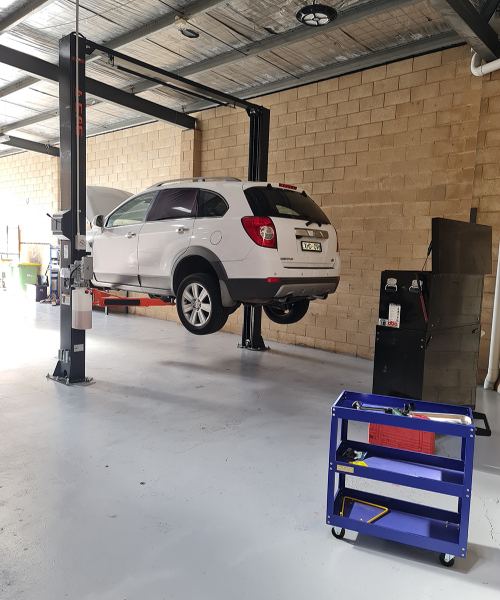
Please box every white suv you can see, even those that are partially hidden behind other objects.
[88,178,341,335]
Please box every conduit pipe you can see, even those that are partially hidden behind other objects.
[484,239,500,391]
[471,51,500,76]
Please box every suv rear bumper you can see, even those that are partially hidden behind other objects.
[226,277,340,303]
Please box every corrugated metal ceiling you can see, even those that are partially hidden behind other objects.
[0,0,477,153]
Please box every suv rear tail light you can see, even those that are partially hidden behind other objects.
[241,217,277,249]
[333,226,339,252]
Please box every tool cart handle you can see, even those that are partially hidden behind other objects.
[473,411,492,437]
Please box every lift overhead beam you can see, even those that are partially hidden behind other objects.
[87,40,256,111]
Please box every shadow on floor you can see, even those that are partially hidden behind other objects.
[339,531,500,585]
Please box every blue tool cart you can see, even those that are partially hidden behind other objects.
[327,391,490,567]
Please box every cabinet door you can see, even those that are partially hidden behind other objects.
[372,326,426,401]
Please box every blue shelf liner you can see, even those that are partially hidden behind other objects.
[337,451,463,484]
[333,489,460,545]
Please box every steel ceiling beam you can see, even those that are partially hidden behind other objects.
[428,0,500,61]
[1,135,59,156]
[0,116,159,159]
[0,77,40,98]
[85,116,156,138]
[0,43,196,128]
[183,31,463,112]
[0,109,59,134]
[0,0,56,34]
[480,0,500,21]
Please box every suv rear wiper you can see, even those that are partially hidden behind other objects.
[305,220,322,227]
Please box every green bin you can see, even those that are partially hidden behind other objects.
[10,263,41,295]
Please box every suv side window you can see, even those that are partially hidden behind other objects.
[147,188,197,221]
[197,189,229,218]
[106,192,156,227]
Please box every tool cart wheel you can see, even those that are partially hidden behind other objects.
[331,527,345,539]
[439,553,455,567]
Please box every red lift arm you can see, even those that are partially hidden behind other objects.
[91,289,174,308]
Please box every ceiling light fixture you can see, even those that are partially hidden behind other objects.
[0,134,11,144]
[175,16,199,39]
[296,1,337,27]
[180,28,199,39]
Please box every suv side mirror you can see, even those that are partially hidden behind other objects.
[92,215,104,228]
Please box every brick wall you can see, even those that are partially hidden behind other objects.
[196,45,495,380]
[0,152,59,275]
[1,45,499,380]
[86,121,181,193]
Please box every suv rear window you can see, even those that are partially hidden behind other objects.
[244,186,330,224]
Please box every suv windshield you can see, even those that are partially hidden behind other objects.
[244,186,330,224]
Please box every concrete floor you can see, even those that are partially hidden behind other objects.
[1,295,499,600]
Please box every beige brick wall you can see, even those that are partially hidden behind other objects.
[86,121,181,193]
[0,152,59,274]
[196,46,494,378]
[1,45,499,381]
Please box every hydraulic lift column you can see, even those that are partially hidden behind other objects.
[52,33,88,383]
[239,105,270,351]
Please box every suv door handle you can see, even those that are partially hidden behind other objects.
[176,227,190,234]
[125,232,137,238]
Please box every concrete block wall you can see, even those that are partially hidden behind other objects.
[0,152,59,275]
[195,45,496,380]
[86,121,181,194]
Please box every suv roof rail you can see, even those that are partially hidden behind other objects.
[147,177,241,189]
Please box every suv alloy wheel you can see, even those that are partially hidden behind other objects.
[176,273,230,335]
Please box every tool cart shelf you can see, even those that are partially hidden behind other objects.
[327,391,481,567]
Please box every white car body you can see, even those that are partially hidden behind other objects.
[87,179,340,308]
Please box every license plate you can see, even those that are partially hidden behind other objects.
[301,241,322,252]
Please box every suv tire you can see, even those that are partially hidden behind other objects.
[263,299,310,325]
[177,273,229,335]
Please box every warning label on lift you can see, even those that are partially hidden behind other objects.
[388,303,401,328]
[378,303,401,328]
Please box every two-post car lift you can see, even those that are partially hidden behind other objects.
[44,32,271,383]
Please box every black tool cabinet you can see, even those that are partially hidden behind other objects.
[372,218,492,408]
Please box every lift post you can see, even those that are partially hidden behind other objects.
[239,105,271,351]
[51,33,89,383]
